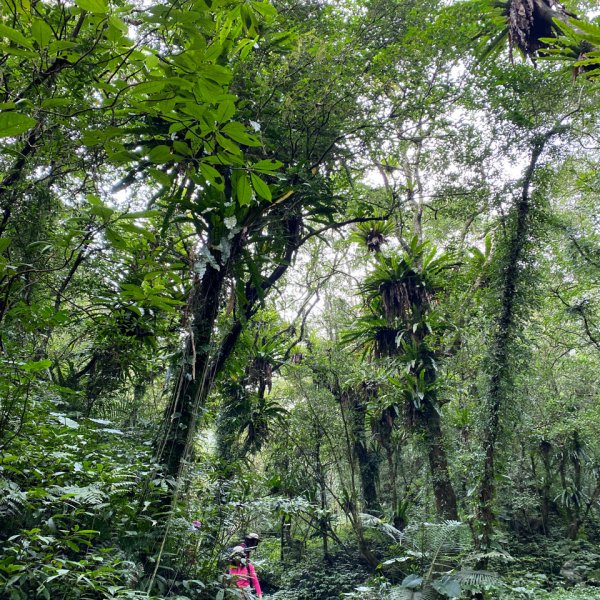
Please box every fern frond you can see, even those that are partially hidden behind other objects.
[469,549,515,563]
[388,587,420,600]
[360,512,404,542]
[50,484,107,505]
[0,478,26,517]
[455,569,499,587]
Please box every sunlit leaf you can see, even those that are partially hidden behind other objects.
[0,112,36,137]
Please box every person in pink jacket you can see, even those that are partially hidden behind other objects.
[227,546,262,599]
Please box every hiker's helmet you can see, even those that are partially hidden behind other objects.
[244,532,260,550]
[230,546,246,561]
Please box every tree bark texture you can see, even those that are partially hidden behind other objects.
[419,397,459,521]
[345,390,382,515]
[157,263,226,478]
[416,356,459,521]
[156,211,302,482]
[314,435,330,560]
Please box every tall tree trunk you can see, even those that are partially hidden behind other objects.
[314,435,330,561]
[411,348,458,521]
[476,126,565,551]
[156,212,302,483]
[567,430,583,539]
[157,262,226,479]
[419,397,459,520]
[346,391,382,515]
[539,439,553,534]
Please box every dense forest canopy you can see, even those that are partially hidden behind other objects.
[1,0,600,598]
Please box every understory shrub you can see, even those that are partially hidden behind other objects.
[266,551,370,600]
[0,393,171,598]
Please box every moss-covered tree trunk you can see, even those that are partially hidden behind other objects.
[476,127,564,551]
[346,390,382,515]
[157,261,227,479]
[415,356,458,520]
[420,406,459,520]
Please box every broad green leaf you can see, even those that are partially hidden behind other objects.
[221,122,260,145]
[0,24,33,48]
[0,112,37,137]
[181,102,207,120]
[240,3,257,32]
[216,99,235,123]
[119,222,157,242]
[6,0,29,14]
[471,247,484,262]
[205,41,224,62]
[108,15,128,32]
[148,168,173,187]
[216,133,241,154]
[49,40,77,52]
[219,16,232,45]
[86,194,103,206]
[200,163,225,191]
[250,172,271,201]
[105,228,128,249]
[131,80,168,95]
[484,233,492,257]
[196,77,227,101]
[432,576,461,598]
[251,1,278,19]
[148,145,175,164]
[145,53,159,70]
[402,574,422,590]
[173,140,192,156]
[32,19,53,48]
[75,0,108,13]
[253,159,283,172]
[91,203,115,221]
[236,172,252,206]
[23,359,52,372]
[235,37,256,60]
[121,283,146,300]
[125,304,142,317]
[120,209,162,220]
[0,44,35,58]
[106,149,138,164]
[41,98,72,108]
[216,150,244,165]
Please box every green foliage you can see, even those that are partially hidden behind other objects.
[267,551,370,600]
[472,0,600,67]
[343,241,457,361]
[537,588,600,600]
[538,17,600,77]
[349,220,396,253]
[0,389,169,599]
[2,0,600,599]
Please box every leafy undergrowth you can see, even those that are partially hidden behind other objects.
[259,546,370,600]
[336,527,600,600]
[341,579,600,600]
[0,394,171,599]
[499,585,600,600]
